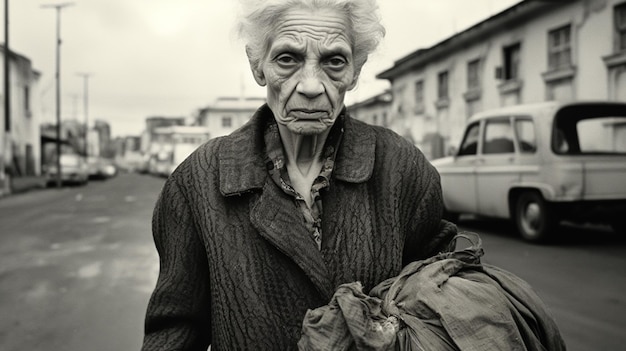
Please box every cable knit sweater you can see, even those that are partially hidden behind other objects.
[141,104,455,351]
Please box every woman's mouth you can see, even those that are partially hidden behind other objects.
[288,109,329,120]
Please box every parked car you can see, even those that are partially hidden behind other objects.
[45,153,89,186]
[431,101,626,242]
[87,157,117,180]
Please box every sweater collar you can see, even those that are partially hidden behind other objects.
[219,104,375,196]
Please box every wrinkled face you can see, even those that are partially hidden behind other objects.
[250,8,358,135]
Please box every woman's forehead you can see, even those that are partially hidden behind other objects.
[269,8,353,50]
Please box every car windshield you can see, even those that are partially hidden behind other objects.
[552,104,626,155]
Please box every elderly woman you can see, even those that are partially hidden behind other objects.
[141,0,455,350]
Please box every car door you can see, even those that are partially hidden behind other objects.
[440,121,480,213]
[476,117,520,218]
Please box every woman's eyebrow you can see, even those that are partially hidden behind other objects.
[269,39,305,53]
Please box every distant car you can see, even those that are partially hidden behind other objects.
[431,101,626,242]
[87,157,117,180]
[45,153,89,186]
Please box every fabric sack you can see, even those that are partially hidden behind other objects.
[298,233,566,351]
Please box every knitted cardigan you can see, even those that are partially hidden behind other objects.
[142,105,455,351]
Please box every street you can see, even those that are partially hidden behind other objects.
[458,217,626,351]
[0,173,163,351]
[1,173,625,350]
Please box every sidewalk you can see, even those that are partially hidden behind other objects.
[0,175,46,197]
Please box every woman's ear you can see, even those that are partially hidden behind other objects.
[246,46,266,86]
[348,58,366,91]
[348,70,361,91]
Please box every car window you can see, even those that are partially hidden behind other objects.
[483,119,514,154]
[514,119,536,153]
[577,117,626,154]
[458,122,480,156]
[553,104,626,155]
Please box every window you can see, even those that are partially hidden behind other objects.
[483,119,514,154]
[514,119,536,153]
[503,43,521,80]
[548,25,572,70]
[222,116,232,128]
[24,86,31,114]
[414,80,424,113]
[458,122,480,156]
[616,3,626,52]
[467,59,481,90]
[438,71,449,100]
[576,117,626,154]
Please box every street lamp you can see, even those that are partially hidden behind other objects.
[76,72,91,161]
[42,2,74,188]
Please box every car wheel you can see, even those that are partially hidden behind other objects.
[514,191,556,243]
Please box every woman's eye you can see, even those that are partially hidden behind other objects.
[276,54,298,67]
[324,56,347,70]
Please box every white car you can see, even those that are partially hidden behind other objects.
[45,153,89,186]
[87,157,118,180]
[432,101,626,242]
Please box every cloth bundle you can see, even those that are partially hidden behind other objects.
[298,234,566,351]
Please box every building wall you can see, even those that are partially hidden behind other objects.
[94,120,112,157]
[383,0,626,159]
[202,108,256,138]
[197,97,265,139]
[0,48,42,195]
[347,91,392,127]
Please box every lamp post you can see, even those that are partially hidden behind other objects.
[77,72,91,161]
[42,2,74,188]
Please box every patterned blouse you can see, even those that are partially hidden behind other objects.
[264,114,344,250]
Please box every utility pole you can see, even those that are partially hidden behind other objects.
[4,0,9,133]
[76,72,91,161]
[2,0,9,193]
[42,2,74,188]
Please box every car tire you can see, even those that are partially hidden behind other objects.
[514,191,557,243]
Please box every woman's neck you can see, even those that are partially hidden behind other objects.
[277,125,329,176]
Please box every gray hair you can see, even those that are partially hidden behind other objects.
[237,0,385,73]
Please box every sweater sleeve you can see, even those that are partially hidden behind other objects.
[402,148,457,265]
[142,176,211,351]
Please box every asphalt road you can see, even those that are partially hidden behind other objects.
[0,173,164,351]
[458,217,626,351]
[0,172,624,350]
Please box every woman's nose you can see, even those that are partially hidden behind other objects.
[296,66,325,98]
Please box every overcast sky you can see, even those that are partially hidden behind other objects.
[2,0,520,137]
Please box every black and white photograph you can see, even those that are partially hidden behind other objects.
[1,0,625,350]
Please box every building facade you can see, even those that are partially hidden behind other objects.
[194,97,266,138]
[113,135,143,172]
[347,90,392,127]
[0,46,41,196]
[138,116,186,173]
[377,0,626,159]
[93,119,112,158]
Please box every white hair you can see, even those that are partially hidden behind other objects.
[237,0,385,73]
